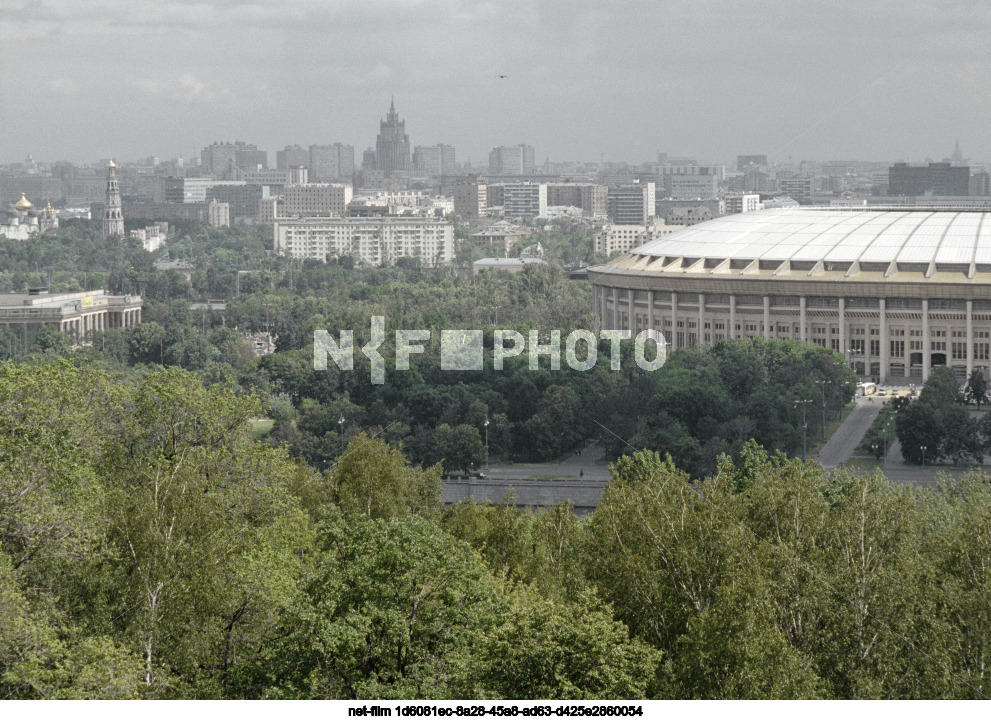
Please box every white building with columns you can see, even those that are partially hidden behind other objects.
[0,289,142,346]
[590,207,991,384]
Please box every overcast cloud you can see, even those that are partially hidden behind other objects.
[1,0,990,165]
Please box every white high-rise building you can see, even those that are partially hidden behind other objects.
[502,182,547,219]
[274,217,455,267]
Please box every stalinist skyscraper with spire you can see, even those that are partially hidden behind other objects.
[373,98,412,176]
[102,159,125,237]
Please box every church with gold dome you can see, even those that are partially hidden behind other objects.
[1,193,58,240]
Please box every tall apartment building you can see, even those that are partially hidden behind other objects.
[240,169,292,186]
[200,141,267,176]
[888,162,970,196]
[309,143,355,181]
[594,222,682,255]
[276,145,309,170]
[607,183,655,224]
[546,184,608,217]
[207,199,230,228]
[970,172,991,197]
[777,176,815,205]
[453,176,487,217]
[724,193,761,214]
[489,145,535,175]
[664,172,719,199]
[413,144,456,176]
[502,182,547,219]
[282,183,353,217]
[274,217,454,267]
[164,178,247,203]
[205,184,270,222]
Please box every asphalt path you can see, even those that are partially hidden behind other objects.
[442,445,612,510]
[816,397,883,468]
[480,444,611,482]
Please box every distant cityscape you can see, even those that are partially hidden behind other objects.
[4,99,991,269]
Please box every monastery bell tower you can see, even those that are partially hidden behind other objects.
[102,159,125,237]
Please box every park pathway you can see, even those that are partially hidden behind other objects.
[816,399,883,468]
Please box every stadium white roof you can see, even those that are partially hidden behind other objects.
[616,208,991,281]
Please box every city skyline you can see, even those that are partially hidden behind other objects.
[3,1,991,165]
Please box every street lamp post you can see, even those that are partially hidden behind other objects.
[794,399,812,461]
[484,417,490,469]
[871,443,879,462]
[921,444,927,467]
[815,380,830,441]
[338,416,345,456]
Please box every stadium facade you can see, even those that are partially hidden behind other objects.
[589,208,991,383]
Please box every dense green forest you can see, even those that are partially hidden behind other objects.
[0,221,855,472]
[3,360,991,699]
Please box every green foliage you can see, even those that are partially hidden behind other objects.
[965,371,988,408]
[614,338,856,475]
[896,367,981,465]
[250,511,505,700]
[434,423,484,474]
[329,433,442,519]
[460,586,662,700]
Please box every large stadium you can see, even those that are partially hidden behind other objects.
[588,207,991,384]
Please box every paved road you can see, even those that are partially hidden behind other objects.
[816,398,883,468]
[442,444,611,510]
[481,444,611,482]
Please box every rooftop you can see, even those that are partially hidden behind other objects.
[611,207,991,283]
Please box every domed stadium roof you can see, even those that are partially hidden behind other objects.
[612,207,991,282]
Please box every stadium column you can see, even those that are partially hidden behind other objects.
[671,291,678,350]
[647,290,655,331]
[628,292,635,333]
[967,300,974,380]
[729,294,736,339]
[763,295,771,340]
[611,287,618,330]
[698,293,705,344]
[800,296,807,342]
[922,299,931,381]
[839,298,846,367]
[879,298,887,384]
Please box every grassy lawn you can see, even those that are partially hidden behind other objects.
[249,418,274,438]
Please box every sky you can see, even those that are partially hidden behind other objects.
[1,0,990,166]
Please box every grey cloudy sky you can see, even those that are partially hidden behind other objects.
[2,0,990,166]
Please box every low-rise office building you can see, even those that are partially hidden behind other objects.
[0,288,142,345]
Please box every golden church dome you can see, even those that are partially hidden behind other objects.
[13,193,33,211]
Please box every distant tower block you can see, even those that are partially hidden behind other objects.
[103,159,125,237]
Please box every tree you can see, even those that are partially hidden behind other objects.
[247,511,506,699]
[896,401,943,465]
[965,370,988,409]
[435,423,484,474]
[329,432,442,519]
[100,368,311,695]
[458,587,661,699]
